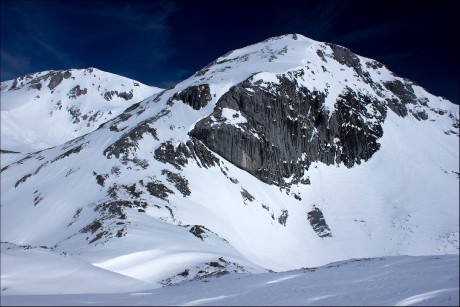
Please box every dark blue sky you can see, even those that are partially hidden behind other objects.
[1,0,459,103]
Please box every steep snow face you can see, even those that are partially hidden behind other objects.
[0,34,458,294]
[0,68,162,152]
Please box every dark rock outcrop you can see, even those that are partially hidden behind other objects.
[103,108,170,158]
[383,79,426,118]
[384,80,417,105]
[0,149,20,154]
[51,144,85,163]
[154,138,219,170]
[94,173,108,187]
[307,206,332,237]
[191,73,385,186]
[410,109,429,121]
[326,43,362,73]
[154,142,190,170]
[7,70,72,92]
[145,181,174,201]
[94,200,148,220]
[67,85,87,99]
[365,60,384,70]
[189,225,208,240]
[325,43,372,84]
[48,72,64,90]
[104,120,158,160]
[278,210,289,226]
[10,78,19,90]
[170,84,212,110]
[30,83,42,90]
[386,98,408,117]
[161,169,191,197]
[104,90,134,101]
[15,174,32,188]
[240,188,255,204]
[63,71,72,79]
[78,199,148,244]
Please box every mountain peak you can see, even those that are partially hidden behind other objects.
[1,34,458,294]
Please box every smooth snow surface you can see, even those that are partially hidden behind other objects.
[1,255,458,306]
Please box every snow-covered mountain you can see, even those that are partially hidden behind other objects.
[0,68,162,153]
[1,34,458,297]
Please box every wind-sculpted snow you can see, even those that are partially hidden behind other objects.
[0,34,458,297]
[2,255,458,306]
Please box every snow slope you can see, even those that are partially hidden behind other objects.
[2,255,458,306]
[0,68,162,152]
[0,34,458,297]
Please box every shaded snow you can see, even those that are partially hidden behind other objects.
[1,255,458,306]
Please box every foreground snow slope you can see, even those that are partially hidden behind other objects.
[2,255,458,306]
[0,68,162,152]
[1,34,458,294]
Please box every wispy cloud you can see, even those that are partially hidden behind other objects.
[269,1,352,40]
[329,18,407,45]
[64,1,178,66]
[153,68,192,88]
[1,0,177,80]
[0,49,31,81]
[1,0,80,78]
[26,25,78,69]
[375,50,431,60]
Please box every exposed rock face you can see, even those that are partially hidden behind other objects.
[307,206,332,238]
[9,70,72,91]
[384,80,417,105]
[240,188,255,203]
[380,78,435,121]
[104,109,171,160]
[104,90,134,101]
[145,181,174,201]
[161,169,191,197]
[154,141,190,169]
[103,121,158,160]
[191,73,386,186]
[326,43,362,75]
[278,210,289,226]
[63,71,72,79]
[386,98,408,117]
[325,43,373,85]
[48,72,64,90]
[189,225,208,240]
[68,85,87,99]
[79,199,149,244]
[170,84,212,110]
[410,109,429,121]
[154,138,219,170]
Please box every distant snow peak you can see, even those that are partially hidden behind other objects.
[1,68,162,152]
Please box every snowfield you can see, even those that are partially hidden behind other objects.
[1,255,458,306]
